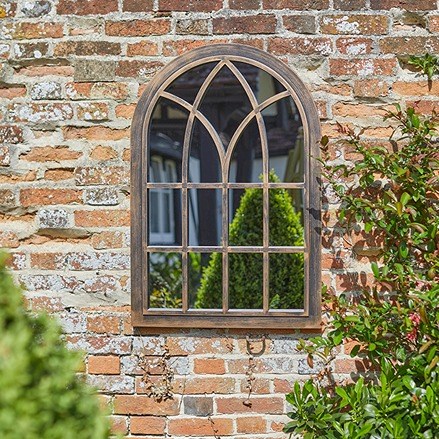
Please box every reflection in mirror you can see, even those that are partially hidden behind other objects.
[229,188,263,247]
[189,189,222,246]
[269,253,304,310]
[190,252,222,309]
[269,188,304,246]
[229,118,262,184]
[165,62,217,104]
[148,252,182,309]
[148,189,181,246]
[149,97,188,183]
[189,119,221,183]
[229,253,263,309]
[262,97,304,183]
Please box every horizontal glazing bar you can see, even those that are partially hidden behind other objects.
[146,246,305,253]
[144,308,307,316]
[146,182,305,189]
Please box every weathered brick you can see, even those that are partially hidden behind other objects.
[116,60,164,79]
[21,146,81,162]
[0,189,17,209]
[57,0,118,15]
[74,60,117,82]
[283,15,316,34]
[127,41,159,56]
[90,146,118,161]
[329,58,397,76]
[1,22,63,40]
[216,396,284,414]
[84,187,119,206]
[370,0,437,10]
[14,42,49,59]
[66,335,132,355]
[229,0,260,8]
[37,208,69,229]
[122,0,154,12]
[8,103,73,123]
[183,396,214,416]
[75,210,130,227]
[237,416,267,434]
[110,416,128,435]
[334,0,366,9]
[0,231,19,248]
[428,16,439,32]
[54,41,121,57]
[336,37,373,55]
[106,19,171,37]
[0,1,16,18]
[0,125,23,143]
[0,85,25,100]
[130,416,166,435]
[162,39,227,57]
[159,0,223,12]
[353,79,389,97]
[262,0,329,9]
[30,82,62,100]
[87,315,120,334]
[21,0,52,17]
[380,36,439,55]
[114,395,180,415]
[406,100,439,115]
[91,231,125,249]
[213,15,277,34]
[320,14,388,35]
[268,37,333,55]
[168,418,233,436]
[0,145,9,165]
[77,102,109,121]
[20,188,82,207]
[74,167,129,186]
[63,126,129,141]
[176,19,209,35]
[66,82,129,101]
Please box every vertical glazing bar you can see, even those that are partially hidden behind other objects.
[222,185,229,313]
[181,187,188,312]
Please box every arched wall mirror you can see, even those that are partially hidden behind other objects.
[131,44,321,329]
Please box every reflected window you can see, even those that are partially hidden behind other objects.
[132,45,321,328]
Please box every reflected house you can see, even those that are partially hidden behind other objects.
[149,63,304,248]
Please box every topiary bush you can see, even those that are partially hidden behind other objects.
[284,106,439,438]
[0,253,111,439]
[196,171,304,309]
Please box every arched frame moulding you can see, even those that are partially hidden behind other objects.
[131,44,322,329]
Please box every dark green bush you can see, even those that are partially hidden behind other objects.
[285,106,439,438]
[196,172,304,309]
[0,253,111,439]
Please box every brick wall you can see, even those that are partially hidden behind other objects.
[1,0,438,437]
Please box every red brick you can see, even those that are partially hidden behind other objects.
[268,37,333,55]
[380,36,439,55]
[262,0,329,9]
[115,104,136,119]
[329,58,397,76]
[75,210,130,227]
[63,126,130,141]
[158,0,223,12]
[114,395,180,415]
[428,16,439,32]
[20,188,82,207]
[237,416,267,434]
[17,65,74,77]
[91,231,125,249]
[406,100,438,115]
[57,0,118,15]
[370,0,437,10]
[89,146,118,161]
[88,355,121,375]
[283,15,316,34]
[332,102,390,118]
[0,86,26,99]
[5,22,63,39]
[45,169,74,181]
[194,358,226,374]
[0,231,19,248]
[30,253,62,270]
[353,79,389,97]
[66,82,129,101]
[110,416,128,435]
[216,397,284,414]
[116,60,164,78]
[174,377,235,394]
[334,0,366,9]
[122,0,154,12]
[21,146,82,162]
[87,315,120,334]
[54,41,121,56]
[213,15,277,34]
[393,80,439,96]
[230,0,260,8]
[320,14,388,35]
[106,19,171,37]
[127,41,159,56]
[168,418,233,436]
[162,39,227,56]
[130,416,166,435]
[335,272,375,291]
[336,37,373,55]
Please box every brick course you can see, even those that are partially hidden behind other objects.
[2,0,438,437]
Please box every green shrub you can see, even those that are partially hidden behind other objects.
[284,106,439,438]
[196,172,304,309]
[0,253,111,439]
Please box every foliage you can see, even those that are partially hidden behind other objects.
[285,106,439,438]
[0,253,111,439]
[196,171,304,309]
[408,53,439,82]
